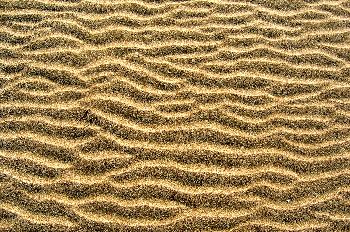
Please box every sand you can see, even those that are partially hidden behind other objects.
[1,0,350,231]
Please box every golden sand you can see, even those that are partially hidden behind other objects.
[1,0,350,231]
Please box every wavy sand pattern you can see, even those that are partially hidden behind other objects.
[1,0,350,231]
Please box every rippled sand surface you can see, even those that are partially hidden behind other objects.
[1,0,350,231]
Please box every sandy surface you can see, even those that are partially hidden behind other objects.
[1,0,350,231]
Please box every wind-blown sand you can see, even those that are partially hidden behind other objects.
[1,0,350,231]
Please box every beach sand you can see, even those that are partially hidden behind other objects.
[1,0,350,231]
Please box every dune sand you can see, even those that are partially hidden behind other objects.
[1,0,350,231]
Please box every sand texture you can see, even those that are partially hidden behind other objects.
[1,0,350,231]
